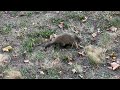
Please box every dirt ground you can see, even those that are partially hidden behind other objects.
[0,11,120,79]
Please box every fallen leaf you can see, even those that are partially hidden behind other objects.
[59,71,62,74]
[2,46,13,52]
[32,23,35,25]
[92,32,97,38]
[40,71,45,75]
[78,51,85,56]
[24,27,27,30]
[58,22,64,29]
[56,11,59,13]
[72,69,77,74]
[110,62,120,70]
[110,52,117,59]
[68,62,73,65]
[110,26,117,32]
[107,66,113,70]
[24,60,29,63]
[82,17,87,22]
[112,57,116,61]
[106,56,110,59]
[97,28,101,33]
[67,56,73,61]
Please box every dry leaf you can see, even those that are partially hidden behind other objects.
[32,23,35,25]
[72,69,77,74]
[82,17,87,22]
[40,71,45,75]
[92,32,97,38]
[107,66,113,70]
[58,71,62,74]
[110,52,117,59]
[24,27,27,30]
[112,57,116,61]
[67,56,73,61]
[24,60,29,63]
[68,62,73,65]
[2,46,13,52]
[56,11,59,13]
[58,22,64,29]
[106,56,110,59]
[78,51,85,56]
[110,62,120,70]
[110,26,117,32]
[97,28,101,33]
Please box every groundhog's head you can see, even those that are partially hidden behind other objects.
[74,35,81,42]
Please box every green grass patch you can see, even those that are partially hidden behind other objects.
[51,18,69,29]
[65,12,85,21]
[109,17,120,27]
[32,51,45,61]
[43,68,59,79]
[98,32,111,48]
[0,24,12,35]
[20,66,36,79]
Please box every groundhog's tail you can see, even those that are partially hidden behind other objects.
[44,42,54,48]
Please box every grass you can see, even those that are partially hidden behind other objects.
[26,12,33,17]
[19,20,28,28]
[43,68,60,79]
[22,38,36,53]
[20,66,36,79]
[98,32,111,48]
[23,26,56,53]
[51,18,69,29]
[65,12,85,21]
[0,24,12,35]
[9,11,18,17]
[32,51,45,61]
[109,16,120,27]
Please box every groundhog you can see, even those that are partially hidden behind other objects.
[44,33,81,49]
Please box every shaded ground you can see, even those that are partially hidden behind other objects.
[0,11,120,79]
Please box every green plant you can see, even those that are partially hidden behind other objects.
[22,38,35,53]
[33,51,45,61]
[51,18,69,29]
[20,66,36,79]
[43,68,59,79]
[0,24,12,34]
[109,17,120,27]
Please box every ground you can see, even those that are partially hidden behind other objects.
[0,11,120,79]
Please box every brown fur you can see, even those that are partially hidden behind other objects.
[44,33,80,49]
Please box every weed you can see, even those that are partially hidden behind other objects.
[0,24,12,35]
[22,38,35,53]
[32,51,45,61]
[98,32,111,48]
[39,29,56,38]
[109,17,120,27]
[20,66,36,79]
[65,12,85,21]
[19,20,28,27]
[51,18,69,29]
[26,12,33,17]
[9,11,18,17]
[43,68,59,79]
